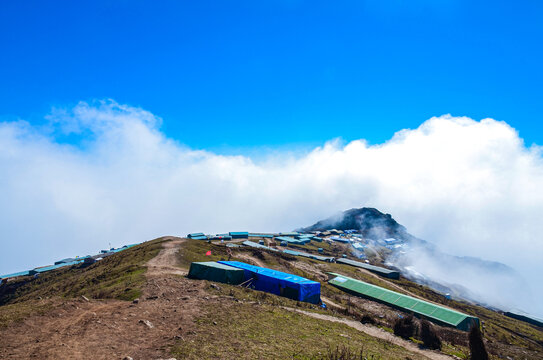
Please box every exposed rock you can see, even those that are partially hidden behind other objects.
[210,283,221,291]
[138,319,154,329]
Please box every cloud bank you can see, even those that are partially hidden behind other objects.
[1,100,542,316]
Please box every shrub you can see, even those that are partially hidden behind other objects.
[419,319,441,350]
[360,314,376,325]
[468,324,488,360]
[393,314,416,340]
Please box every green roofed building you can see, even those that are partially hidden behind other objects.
[328,273,479,331]
[188,262,244,284]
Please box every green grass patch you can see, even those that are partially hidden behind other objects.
[171,301,422,360]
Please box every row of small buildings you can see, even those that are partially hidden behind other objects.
[188,259,479,331]
[0,244,138,282]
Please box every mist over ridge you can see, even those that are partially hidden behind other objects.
[1,100,542,317]
[300,207,534,317]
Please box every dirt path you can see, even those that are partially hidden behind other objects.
[0,238,204,360]
[285,308,453,360]
[320,296,345,310]
[146,237,187,277]
[236,253,266,268]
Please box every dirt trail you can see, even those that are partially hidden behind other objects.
[146,237,186,277]
[0,238,203,360]
[285,308,453,360]
[320,296,345,310]
[236,253,266,268]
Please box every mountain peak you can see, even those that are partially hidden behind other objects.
[298,207,406,239]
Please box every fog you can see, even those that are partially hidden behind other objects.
[1,100,542,317]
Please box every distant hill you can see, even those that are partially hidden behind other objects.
[298,207,411,240]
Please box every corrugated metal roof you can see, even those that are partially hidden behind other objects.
[330,236,350,243]
[328,273,479,331]
[282,249,301,256]
[336,258,400,279]
[188,232,205,238]
[275,236,309,244]
[242,240,279,252]
[249,233,274,238]
[295,251,335,262]
[30,260,84,274]
[0,270,31,279]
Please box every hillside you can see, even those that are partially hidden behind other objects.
[1,236,542,359]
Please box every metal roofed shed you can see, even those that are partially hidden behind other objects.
[296,251,335,263]
[226,243,242,248]
[187,232,205,238]
[330,236,350,243]
[29,260,85,275]
[54,258,76,265]
[188,262,245,284]
[210,235,232,241]
[242,240,279,252]
[336,258,400,279]
[328,273,479,331]
[275,236,309,246]
[218,261,321,304]
[249,233,274,238]
[0,270,31,280]
[279,232,299,237]
[229,231,249,239]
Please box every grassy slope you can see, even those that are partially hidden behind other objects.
[1,237,542,359]
[172,298,418,360]
[178,239,543,360]
[0,237,166,328]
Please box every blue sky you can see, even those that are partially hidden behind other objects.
[1,1,542,152]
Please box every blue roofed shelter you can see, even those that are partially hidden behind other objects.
[218,261,321,304]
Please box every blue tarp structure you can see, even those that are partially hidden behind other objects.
[218,261,321,304]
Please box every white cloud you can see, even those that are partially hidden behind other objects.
[1,100,542,316]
